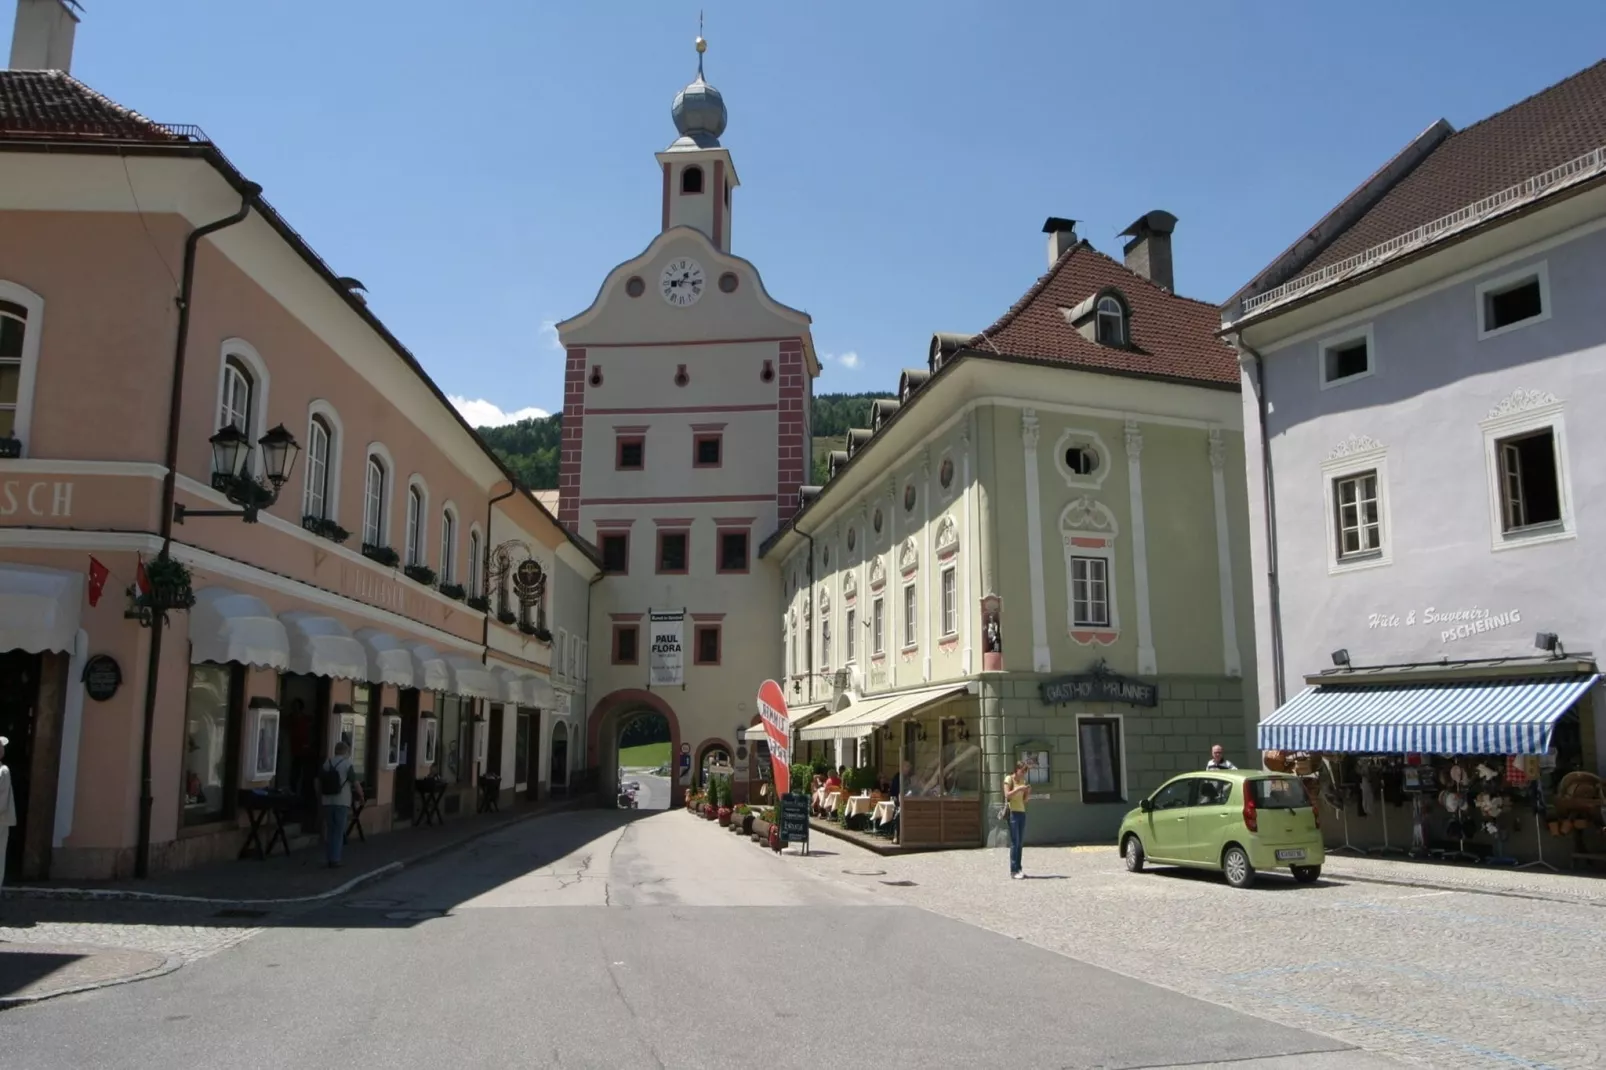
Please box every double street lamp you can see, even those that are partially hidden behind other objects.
[174,423,301,525]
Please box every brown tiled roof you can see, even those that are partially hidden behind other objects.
[0,70,183,141]
[966,243,1238,386]
[1301,60,1606,274]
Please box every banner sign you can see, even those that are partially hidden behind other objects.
[648,609,685,688]
[756,679,791,796]
[1040,669,1157,708]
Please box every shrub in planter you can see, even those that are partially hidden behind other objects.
[438,582,466,601]
[361,543,401,567]
[404,563,437,586]
[467,594,490,612]
[739,811,755,835]
[717,806,732,827]
[497,609,518,626]
[302,515,351,544]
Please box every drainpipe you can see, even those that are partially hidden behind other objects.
[799,526,816,705]
[1236,335,1287,708]
[136,183,260,879]
[481,482,519,668]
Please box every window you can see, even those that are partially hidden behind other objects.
[1077,717,1124,803]
[1332,471,1382,558]
[940,566,957,637]
[180,664,240,826]
[718,530,749,573]
[601,533,629,574]
[1478,263,1550,338]
[658,531,688,573]
[939,458,954,490]
[902,583,918,648]
[436,694,467,785]
[1148,777,1191,811]
[219,357,253,435]
[1096,296,1126,346]
[820,617,831,671]
[681,165,704,194]
[872,596,885,656]
[614,624,640,665]
[405,484,425,566]
[0,297,29,440]
[695,624,721,665]
[440,509,457,583]
[617,436,645,470]
[1064,446,1099,475]
[468,530,482,597]
[1319,326,1374,387]
[363,456,387,547]
[1498,430,1562,532]
[1070,557,1109,627]
[845,607,857,662]
[304,416,332,519]
[694,434,722,467]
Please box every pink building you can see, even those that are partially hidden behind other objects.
[0,4,596,881]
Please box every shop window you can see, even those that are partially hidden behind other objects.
[338,685,378,794]
[718,530,749,573]
[1077,717,1124,804]
[658,530,689,574]
[181,664,241,827]
[436,694,467,785]
[614,624,640,665]
[601,533,630,574]
[695,624,721,665]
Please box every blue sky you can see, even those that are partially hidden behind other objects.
[23,1,1606,424]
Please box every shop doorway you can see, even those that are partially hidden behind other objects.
[549,720,569,796]
[615,711,670,810]
[0,650,41,881]
[394,690,419,823]
[515,709,533,799]
[277,674,328,833]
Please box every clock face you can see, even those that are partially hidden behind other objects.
[660,257,706,307]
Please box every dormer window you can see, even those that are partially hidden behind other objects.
[1096,297,1127,346]
[681,166,704,195]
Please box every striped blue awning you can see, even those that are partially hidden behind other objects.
[1258,674,1599,755]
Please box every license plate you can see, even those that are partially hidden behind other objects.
[1275,849,1307,861]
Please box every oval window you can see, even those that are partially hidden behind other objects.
[1065,446,1099,475]
[939,458,954,489]
[872,508,884,535]
[903,484,917,512]
[625,276,645,298]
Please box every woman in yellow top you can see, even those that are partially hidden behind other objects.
[1003,760,1031,879]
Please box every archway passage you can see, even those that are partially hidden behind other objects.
[588,688,683,811]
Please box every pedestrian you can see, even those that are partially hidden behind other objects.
[0,735,13,889]
[1003,759,1031,879]
[1206,744,1236,771]
[318,741,364,868]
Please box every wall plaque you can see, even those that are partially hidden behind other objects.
[82,654,122,702]
[1040,664,1156,707]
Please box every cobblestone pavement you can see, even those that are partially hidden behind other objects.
[1322,853,1606,905]
[0,899,264,969]
[780,838,1606,1070]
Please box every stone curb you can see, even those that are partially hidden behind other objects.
[1320,866,1606,908]
[1,795,596,908]
[0,952,184,1011]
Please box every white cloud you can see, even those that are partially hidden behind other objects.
[450,396,551,428]
[538,319,560,351]
[823,350,861,370]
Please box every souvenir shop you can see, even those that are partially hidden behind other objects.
[1257,663,1606,869]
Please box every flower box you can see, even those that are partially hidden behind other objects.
[438,582,466,601]
[302,515,351,544]
[361,543,400,568]
[404,563,437,586]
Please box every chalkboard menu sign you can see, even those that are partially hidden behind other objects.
[779,792,810,845]
[82,655,122,702]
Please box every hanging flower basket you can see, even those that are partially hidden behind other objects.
[144,554,196,611]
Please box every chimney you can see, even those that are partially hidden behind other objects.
[1042,217,1078,268]
[1120,210,1178,292]
[9,0,79,72]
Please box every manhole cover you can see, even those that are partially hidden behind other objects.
[880,880,917,887]
[842,869,886,877]
[385,910,445,920]
[347,898,402,909]
[212,908,269,919]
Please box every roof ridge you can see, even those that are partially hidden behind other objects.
[967,242,1084,346]
[1449,58,1606,141]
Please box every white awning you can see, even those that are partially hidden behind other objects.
[444,655,500,700]
[408,644,451,692]
[353,628,415,688]
[279,611,366,680]
[525,673,557,708]
[491,666,522,704]
[0,564,82,655]
[799,684,971,741]
[742,703,829,741]
[190,587,289,669]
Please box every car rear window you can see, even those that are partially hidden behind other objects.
[1250,777,1311,810]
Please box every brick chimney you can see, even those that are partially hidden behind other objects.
[1042,217,1078,268]
[9,0,79,72]
[1120,210,1177,292]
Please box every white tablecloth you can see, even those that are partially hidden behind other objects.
[873,801,897,826]
[844,794,876,818]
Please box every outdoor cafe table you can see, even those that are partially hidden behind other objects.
[844,794,876,818]
[872,800,897,827]
[237,788,298,860]
[414,776,447,827]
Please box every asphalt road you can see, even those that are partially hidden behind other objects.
[618,769,671,811]
[0,811,1399,1070]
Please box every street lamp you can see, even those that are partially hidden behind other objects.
[177,423,301,525]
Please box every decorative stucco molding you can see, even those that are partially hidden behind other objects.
[1487,389,1560,420]
[1208,428,1225,471]
[869,555,886,590]
[1123,419,1143,460]
[843,570,858,600]
[1059,496,1118,534]
[898,536,919,574]
[935,514,959,556]
[1326,433,1386,460]
[1022,408,1040,448]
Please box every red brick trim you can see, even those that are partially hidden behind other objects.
[653,516,695,526]
[612,423,650,433]
[584,494,773,507]
[711,515,756,526]
[559,347,586,527]
[689,422,728,432]
[593,517,636,531]
[775,338,807,517]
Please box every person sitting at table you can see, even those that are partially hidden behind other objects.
[823,768,842,792]
[891,760,912,797]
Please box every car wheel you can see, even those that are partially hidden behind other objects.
[1291,864,1321,884]
[1122,834,1145,872]
[1222,845,1256,889]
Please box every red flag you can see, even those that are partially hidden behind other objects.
[756,679,792,796]
[135,555,152,597]
[87,556,110,607]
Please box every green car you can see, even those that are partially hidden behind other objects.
[1116,769,1325,888]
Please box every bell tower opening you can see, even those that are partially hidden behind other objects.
[656,29,738,253]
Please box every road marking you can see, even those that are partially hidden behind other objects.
[1396,890,1455,899]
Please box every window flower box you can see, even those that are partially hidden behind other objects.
[302,515,351,544]
[403,563,437,586]
[438,582,466,602]
[361,543,400,568]
[466,594,490,613]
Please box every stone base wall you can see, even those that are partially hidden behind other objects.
[979,674,1249,847]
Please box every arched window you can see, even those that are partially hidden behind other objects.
[219,357,253,435]
[0,295,34,444]
[405,484,425,566]
[303,415,332,520]
[363,455,387,548]
[468,529,483,598]
[440,507,457,584]
[1096,296,1127,346]
[681,165,704,195]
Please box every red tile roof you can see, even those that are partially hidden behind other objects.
[966,243,1239,386]
[1300,60,1606,275]
[0,70,184,141]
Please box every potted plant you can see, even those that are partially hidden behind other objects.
[361,543,400,567]
[438,581,466,601]
[404,563,437,586]
[497,609,518,626]
[733,804,755,836]
[143,553,196,611]
[302,515,351,544]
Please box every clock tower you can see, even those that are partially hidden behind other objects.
[557,33,820,807]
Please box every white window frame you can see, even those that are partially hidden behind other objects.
[1481,398,1574,551]
[821,616,832,672]
[0,281,44,455]
[1320,443,1393,574]
[901,581,918,651]
[215,339,271,475]
[302,402,344,522]
[1069,556,1110,628]
[1074,713,1128,804]
[872,595,885,656]
[1051,427,1113,491]
[1059,498,1120,642]
[362,444,394,548]
[439,503,459,583]
[1317,323,1375,390]
[845,606,857,663]
[467,525,484,597]
[1476,261,1551,341]
[1095,296,1126,346]
[940,564,957,637]
[404,476,428,566]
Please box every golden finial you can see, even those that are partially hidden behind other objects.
[695,11,707,75]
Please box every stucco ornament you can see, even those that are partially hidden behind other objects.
[1487,389,1560,419]
[935,514,959,556]
[868,555,886,589]
[818,587,830,616]
[1326,434,1386,460]
[1059,496,1118,535]
[898,536,920,574]
[1208,428,1225,471]
[1123,419,1143,460]
[842,570,857,600]
[1021,409,1040,449]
